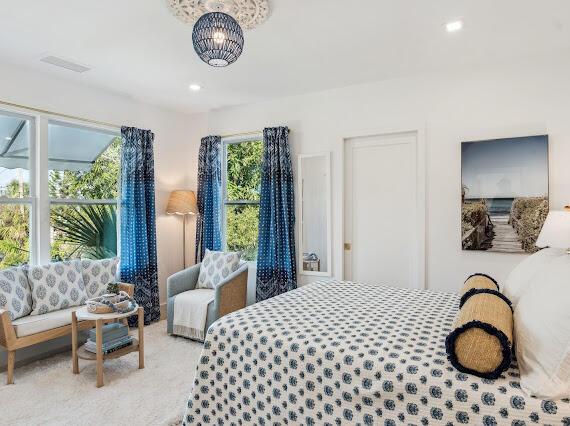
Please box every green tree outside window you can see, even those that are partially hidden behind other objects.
[225,140,262,261]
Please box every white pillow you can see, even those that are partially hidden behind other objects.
[0,267,33,320]
[502,248,565,307]
[28,260,87,315]
[197,250,241,289]
[514,253,570,399]
[82,257,120,298]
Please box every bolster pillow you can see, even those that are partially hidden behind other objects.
[460,273,499,296]
[446,288,513,380]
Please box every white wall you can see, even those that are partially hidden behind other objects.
[0,62,203,368]
[200,58,570,291]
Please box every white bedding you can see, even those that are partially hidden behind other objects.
[184,281,570,425]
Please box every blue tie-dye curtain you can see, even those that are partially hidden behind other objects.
[120,126,160,325]
[256,127,297,302]
[195,135,222,262]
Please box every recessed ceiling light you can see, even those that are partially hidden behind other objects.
[189,84,202,92]
[446,20,464,33]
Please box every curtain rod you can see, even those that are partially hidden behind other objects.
[220,130,263,139]
[1,100,287,138]
[219,129,292,138]
[0,99,121,129]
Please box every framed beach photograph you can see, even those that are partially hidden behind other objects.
[461,135,549,253]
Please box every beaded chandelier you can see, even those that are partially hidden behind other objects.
[192,12,244,67]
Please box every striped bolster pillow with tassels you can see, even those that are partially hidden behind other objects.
[445,273,514,380]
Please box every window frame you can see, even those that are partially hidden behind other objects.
[221,134,263,256]
[0,109,37,265]
[0,105,121,266]
[47,118,121,262]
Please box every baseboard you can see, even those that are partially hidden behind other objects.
[0,330,89,373]
[0,344,74,373]
[1,307,169,373]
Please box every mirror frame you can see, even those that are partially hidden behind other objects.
[298,152,332,277]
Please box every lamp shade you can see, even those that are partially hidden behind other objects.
[166,190,198,215]
[536,210,570,248]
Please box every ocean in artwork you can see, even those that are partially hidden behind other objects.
[483,198,515,215]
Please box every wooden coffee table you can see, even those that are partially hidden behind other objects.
[71,306,144,388]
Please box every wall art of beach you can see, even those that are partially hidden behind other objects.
[461,135,549,253]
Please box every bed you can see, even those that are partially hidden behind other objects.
[184,281,570,425]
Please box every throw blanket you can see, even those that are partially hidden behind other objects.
[173,289,214,341]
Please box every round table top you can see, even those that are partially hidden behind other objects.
[75,304,140,321]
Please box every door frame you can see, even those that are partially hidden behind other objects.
[339,125,427,289]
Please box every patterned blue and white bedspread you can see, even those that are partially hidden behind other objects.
[184,281,570,425]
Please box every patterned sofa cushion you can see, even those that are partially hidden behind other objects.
[28,260,87,315]
[0,267,33,321]
[81,257,120,298]
[197,250,241,289]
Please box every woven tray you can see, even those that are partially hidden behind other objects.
[86,291,136,314]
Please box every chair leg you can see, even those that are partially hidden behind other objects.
[7,350,15,385]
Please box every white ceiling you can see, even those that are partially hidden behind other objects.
[0,0,569,114]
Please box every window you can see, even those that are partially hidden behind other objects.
[0,111,34,268]
[0,107,120,267]
[222,137,263,261]
[48,122,120,261]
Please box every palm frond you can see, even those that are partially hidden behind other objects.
[52,205,117,259]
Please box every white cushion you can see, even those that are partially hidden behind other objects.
[514,252,570,399]
[12,306,82,337]
[197,250,241,289]
[502,248,564,307]
[81,257,120,298]
[28,260,87,315]
[0,266,33,321]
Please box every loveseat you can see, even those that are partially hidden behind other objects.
[0,258,132,384]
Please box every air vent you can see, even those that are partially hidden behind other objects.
[40,56,90,73]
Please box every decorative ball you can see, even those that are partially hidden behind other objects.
[192,12,244,67]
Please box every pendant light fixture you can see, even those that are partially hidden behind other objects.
[192,12,244,67]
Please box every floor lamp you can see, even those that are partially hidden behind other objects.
[166,190,198,269]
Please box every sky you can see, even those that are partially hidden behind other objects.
[462,135,548,199]
[0,168,28,196]
[0,115,30,196]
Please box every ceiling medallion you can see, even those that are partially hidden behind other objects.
[166,0,270,30]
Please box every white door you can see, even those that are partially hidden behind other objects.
[344,131,418,287]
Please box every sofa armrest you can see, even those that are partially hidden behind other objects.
[0,309,17,349]
[214,265,249,319]
[167,263,201,299]
[119,283,135,298]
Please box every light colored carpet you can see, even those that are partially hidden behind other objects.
[0,320,203,425]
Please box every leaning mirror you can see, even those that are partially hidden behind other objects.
[298,152,332,276]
